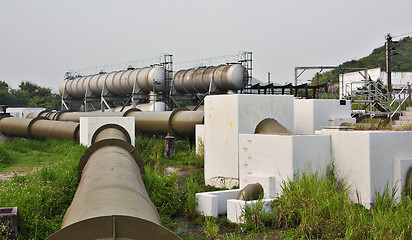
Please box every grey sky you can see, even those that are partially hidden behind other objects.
[1,0,412,91]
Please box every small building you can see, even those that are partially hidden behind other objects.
[6,108,45,118]
[339,68,412,98]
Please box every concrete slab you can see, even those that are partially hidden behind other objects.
[227,199,273,224]
[196,189,241,217]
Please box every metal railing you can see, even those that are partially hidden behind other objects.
[389,82,412,119]
[345,81,411,119]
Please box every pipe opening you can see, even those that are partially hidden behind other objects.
[254,118,290,134]
[237,183,264,201]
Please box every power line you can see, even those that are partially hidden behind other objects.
[393,31,412,38]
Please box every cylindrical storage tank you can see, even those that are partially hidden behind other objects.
[136,67,166,92]
[58,80,68,96]
[59,66,166,99]
[213,64,248,91]
[88,73,108,96]
[173,64,247,94]
[106,71,125,96]
[192,67,209,93]
[182,69,196,93]
[173,70,187,93]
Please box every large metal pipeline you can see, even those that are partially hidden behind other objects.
[0,116,79,141]
[58,66,166,99]
[46,124,179,239]
[29,109,204,137]
[173,64,248,94]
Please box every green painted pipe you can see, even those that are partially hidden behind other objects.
[46,125,179,239]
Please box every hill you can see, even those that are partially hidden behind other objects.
[314,36,412,84]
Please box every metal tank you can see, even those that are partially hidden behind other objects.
[59,66,166,99]
[46,124,179,239]
[173,64,248,94]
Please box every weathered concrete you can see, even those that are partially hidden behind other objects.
[204,94,294,188]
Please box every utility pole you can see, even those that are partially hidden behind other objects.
[267,72,271,85]
[386,34,392,104]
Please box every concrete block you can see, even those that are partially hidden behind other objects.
[239,134,332,196]
[246,175,276,198]
[329,131,412,207]
[227,199,273,224]
[6,107,45,118]
[294,99,354,134]
[196,189,241,217]
[195,124,204,155]
[0,207,18,239]
[204,94,294,188]
[79,117,135,147]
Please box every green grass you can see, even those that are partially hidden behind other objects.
[2,136,412,239]
[0,139,86,240]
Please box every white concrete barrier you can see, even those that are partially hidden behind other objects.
[7,107,45,118]
[329,131,412,207]
[227,198,274,224]
[294,99,355,134]
[79,117,135,147]
[196,189,241,217]
[204,94,294,188]
[239,134,332,196]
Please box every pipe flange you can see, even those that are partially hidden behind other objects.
[91,124,131,145]
[73,124,80,143]
[122,108,141,117]
[78,139,144,181]
[36,110,50,118]
[54,110,72,121]
[27,117,49,140]
[168,107,189,136]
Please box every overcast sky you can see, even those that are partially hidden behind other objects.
[1,0,412,91]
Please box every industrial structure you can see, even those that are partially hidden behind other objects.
[59,52,252,112]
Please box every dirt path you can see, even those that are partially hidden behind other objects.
[0,170,31,181]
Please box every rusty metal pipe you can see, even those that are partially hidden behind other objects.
[46,124,179,239]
